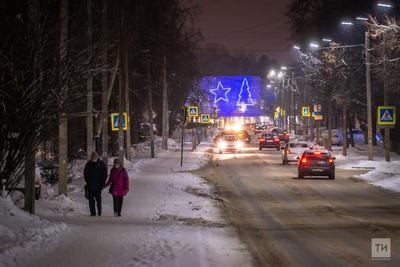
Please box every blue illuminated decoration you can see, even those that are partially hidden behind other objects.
[200,76,261,117]
[236,78,254,108]
[210,81,231,103]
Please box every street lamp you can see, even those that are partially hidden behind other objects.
[322,38,332,42]
[341,21,354,26]
[309,43,320,48]
[356,17,369,21]
[377,3,393,8]
[293,45,301,50]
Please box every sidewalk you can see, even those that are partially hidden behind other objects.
[2,143,251,267]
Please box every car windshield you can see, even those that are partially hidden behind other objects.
[223,135,237,141]
[262,134,275,138]
[304,152,330,160]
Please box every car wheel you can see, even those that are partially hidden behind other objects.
[259,147,262,151]
[277,147,280,151]
[298,171,304,179]
[329,171,335,179]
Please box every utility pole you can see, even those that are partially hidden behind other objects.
[365,30,373,161]
[162,56,169,151]
[101,0,108,166]
[123,45,131,160]
[180,107,185,167]
[117,0,124,166]
[383,32,390,162]
[86,0,94,159]
[58,0,68,196]
[147,59,155,158]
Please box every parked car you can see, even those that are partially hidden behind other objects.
[259,133,280,151]
[321,129,341,145]
[297,149,336,179]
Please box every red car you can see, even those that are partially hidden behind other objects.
[259,133,280,151]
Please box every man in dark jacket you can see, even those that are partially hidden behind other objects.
[84,152,107,216]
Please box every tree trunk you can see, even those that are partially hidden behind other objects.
[58,0,68,196]
[327,102,332,151]
[147,59,155,158]
[101,0,109,166]
[348,112,355,148]
[162,56,169,151]
[86,0,94,158]
[342,103,347,157]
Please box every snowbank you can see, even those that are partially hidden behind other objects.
[339,160,400,192]
[0,197,68,267]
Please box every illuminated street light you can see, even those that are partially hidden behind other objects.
[281,66,287,70]
[341,21,354,26]
[266,84,272,88]
[322,38,332,42]
[377,3,393,8]
[277,71,284,79]
[356,17,369,21]
[293,45,301,50]
[309,43,320,48]
[268,70,276,78]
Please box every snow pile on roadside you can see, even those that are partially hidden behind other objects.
[339,160,400,192]
[0,197,68,267]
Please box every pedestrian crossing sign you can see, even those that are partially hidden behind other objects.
[302,106,310,117]
[377,106,396,125]
[200,114,211,123]
[188,106,198,117]
[111,112,128,131]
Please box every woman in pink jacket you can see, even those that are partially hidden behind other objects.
[105,158,129,217]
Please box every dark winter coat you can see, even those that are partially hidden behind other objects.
[84,160,107,191]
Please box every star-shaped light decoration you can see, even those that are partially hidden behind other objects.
[210,81,231,103]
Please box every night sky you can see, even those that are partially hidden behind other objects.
[193,0,294,64]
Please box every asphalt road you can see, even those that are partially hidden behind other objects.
[198,140,400,267]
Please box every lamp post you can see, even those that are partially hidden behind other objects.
[341,18,374,160]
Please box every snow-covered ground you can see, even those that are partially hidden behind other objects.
[0,197,68,267]
[333,144,400,193]
[0,141,251,267]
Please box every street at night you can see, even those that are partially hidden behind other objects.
[1,0,400,266]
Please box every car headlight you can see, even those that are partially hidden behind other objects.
[235,141,244,149]
[218,141,227,149]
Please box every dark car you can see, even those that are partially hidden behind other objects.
[270,128,289,143]
[259,133,280,151]
[216,135,243,154]
[297,150,336,179]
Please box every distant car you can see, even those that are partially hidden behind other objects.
[321,130,341,145]
[270,128,289,143]
[297,149,336,179]
[259,133,280,151]
[216,135,243,154]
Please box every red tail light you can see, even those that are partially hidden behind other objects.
[328,158,334,163]
[260,138,266,142]
[301,157,307,164]
[274,138,280,142]
[314,151,321,155]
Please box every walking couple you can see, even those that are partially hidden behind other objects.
[84,152,129,217]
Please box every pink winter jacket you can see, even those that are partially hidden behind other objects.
[106,168,129,197]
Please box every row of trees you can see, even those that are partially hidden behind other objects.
[286,0,400,156]
[0,0,200,212]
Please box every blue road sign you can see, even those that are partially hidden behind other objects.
[377,106,396,125]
